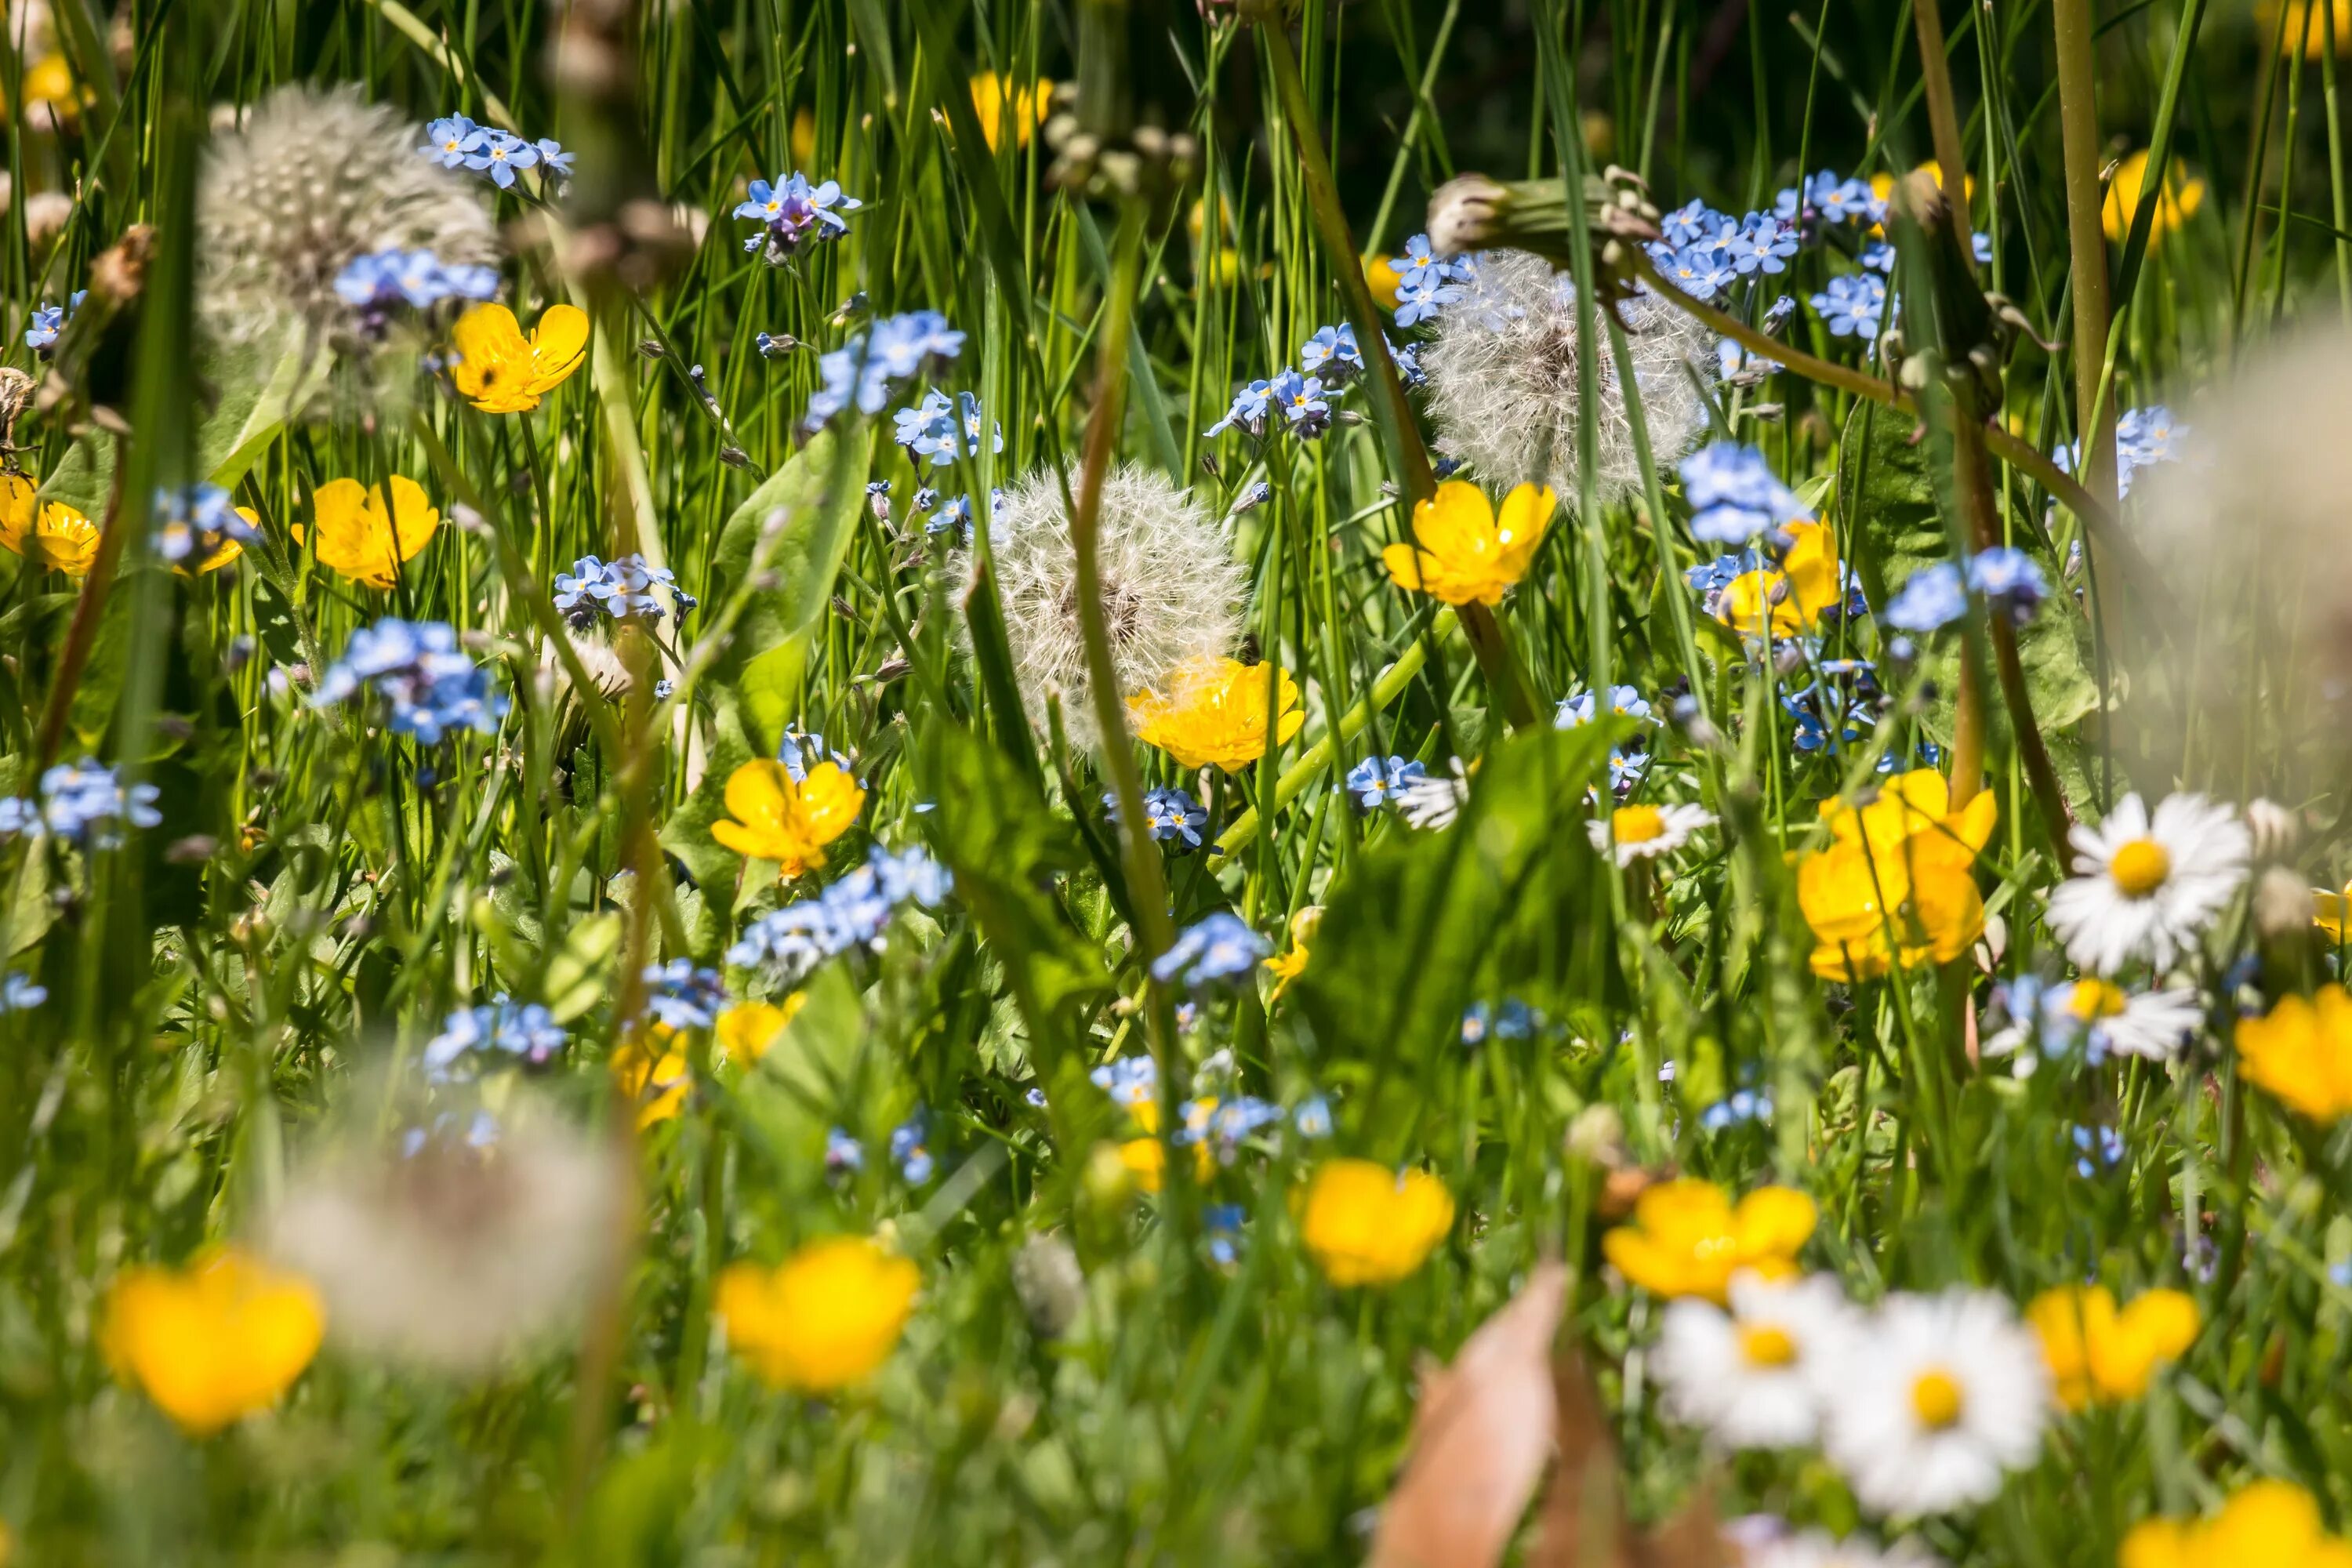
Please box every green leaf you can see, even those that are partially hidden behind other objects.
[656,693,757,935]
[913,720,1108,1097]
[706,426,866,753]
[1838,401,2100,768]
[1290,724,1618,1147]
[544,910,625,1024]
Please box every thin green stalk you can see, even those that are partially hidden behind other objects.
[2050,0,2118,506]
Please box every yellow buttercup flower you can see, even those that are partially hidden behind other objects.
[0,476,101,578]
[2027,1285,2199,1410]
[716,995,804,1065]
[1264,905,1319,999]
[296,477,441,588]
[1381,480,1557,607]
[2235,986,2352,1123]
[969,71,1051,152]
[450,302,589,414]
[717,1236,919,1392]
[101,1247,325,1436]
[2123,1480,2352,1568]
[1298,1158,1454,1287]
[1869,164,1976,234]
[710,760,865,877]
[612,1030,691,1127]
[2314,880,2351,942]
[20,53,84,119]
[2102,150,2206,244]
[1364,252,1404,311]
[1713,519,1848,638]
[2260,0,2352,59]
[1795,769,1997,982]
[1127,656,1305,773]
[1601,1178,1816,1302]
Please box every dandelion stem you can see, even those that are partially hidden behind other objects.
[34,453,128,771]
[2050,0,2119,511]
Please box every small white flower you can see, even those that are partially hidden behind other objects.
[1396,757,1469,830]
[1587,801,1714,866]
[2044,793,2249,975]
[1982,978,2203,1076]
[1819,1290,2051,1518]
[1653,1270,1853,1450]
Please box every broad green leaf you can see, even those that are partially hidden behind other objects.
[544,910,625,1024]
[706,424,866,753]
[656,692,757,938]
[1290,724,1618,1150]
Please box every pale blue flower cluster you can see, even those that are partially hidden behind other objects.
[314,619,510,745]
[2056,405,2187,498]
[779,728,855,782]
[151,483,258,572]
[1150,912,1268,989]
[1678,442,1814,544]
[1106,785,1209,848]
[1883,562,1968,633]
[726,845,953,979]
[1701,1087,1773,1131]
[0,760,163,847]
[554,554,687,627]
[1968,546,2050,625]
[0,973,45,1012]
[1207,319,1421,442]
[419,114,572,190]
[1810,272,1887,339]
[1091,1054,1156,1108]
[1651,205,1798,303]
[805,310,966,430]
[422,997,568,1081]
[641,960,728,1032]
[24,290,83,354]
[731,171,862,263]
[1555,684,1653,727]
[1176,1094,1283,1155]
[1392,234,1469,325]
[893,389,1003,466]
[334,249,499,335]
[888,1110,934,1183]
[1344,755,1425,811]
[1461,1000,1537,1046]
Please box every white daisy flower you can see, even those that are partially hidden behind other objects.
[1744,1528,1946,1568]
[1980,978,2204,1076]
[1820,1290,2050,1518]
[1587,801,1715,866]
[1396,757,1470,831]
[2045,793,2249,976]
[1653,1270,1853,1450]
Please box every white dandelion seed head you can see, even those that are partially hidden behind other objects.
[1420,249,1715,503]
[264,1112,625,1374]
[971,463,1247,750]
[197,84,499,350]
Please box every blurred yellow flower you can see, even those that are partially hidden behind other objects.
[1602,1178,1816,1302]
[1796,768,1996,982]
[0,477,101,578]
[101,1247,325,1435]
[20,53,83,120]
[2314,880,2351,942]
[1128,656,1305,773]
[717,1236,918,1392]
[1870,163,1976,233]
[710,759,864,877]
[2027,1284,2199,1410]
[2261,0,2352,58]
[791,107,817,167]
[1364,252,1404,310]
[1118,1134,1167,1192]
[2102,150,2206,244]
[450,302,588,414]
[1713,519,1846,638]
[1298,1158,1454,1287]
[716,995,804,1065]
[2235,986,2352,1122]
[2122,1480,2352,1568]
[296,477,441,588]
[612,1031,690,1127]
[1265,905,1319,998]
[970,71,1051,151]
[1382,480,1556,607]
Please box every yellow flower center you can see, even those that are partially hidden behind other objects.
[1614,804,1668,844]
[1738,1323,1798,1367]
[2067,979,2129,1021]
[2111,837,2172,898]
[1911,1367,1965,1428]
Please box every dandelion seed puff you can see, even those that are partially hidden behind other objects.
[971,463,1247,750]
[265,1114,622,1374]
[198,84,498,350]
[1420,249,1715,503]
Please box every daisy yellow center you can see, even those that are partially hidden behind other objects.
[1737,1323,1798,1368]
[2111,837,2172,898]
[1614,804,1668,844]
[2067,979,2129,1021]
[1910,1367,1965,1429]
